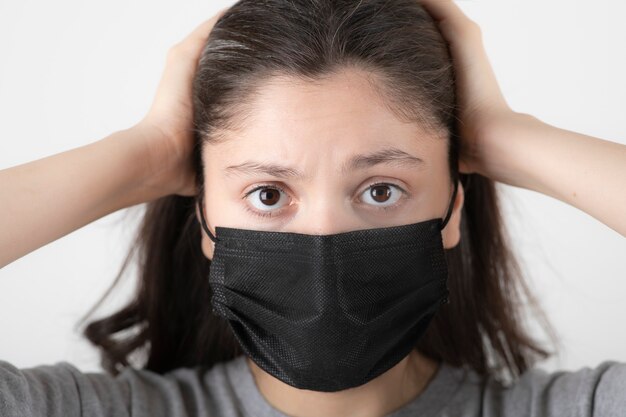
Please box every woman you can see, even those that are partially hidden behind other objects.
[1,0,625,416]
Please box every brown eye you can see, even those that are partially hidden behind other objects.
[370,185,391,203]
[259,188,280,206]
[360,183,403,208]
[245,185,290,215]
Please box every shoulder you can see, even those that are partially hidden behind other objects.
[1,359,138,417]
[509,361,626,416]
[443,360,626,417]
[0,358,238,417]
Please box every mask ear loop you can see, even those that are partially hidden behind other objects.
[197,192,218,243]
[439,179,459,231]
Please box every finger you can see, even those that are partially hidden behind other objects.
[174,7,229,54]
[149,8,228,120]
[417,0,474,26]
[420,0,507,108]
[185,7,229,43]
[417,0,480,40]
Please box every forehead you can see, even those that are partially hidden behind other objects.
[206,69,447,165]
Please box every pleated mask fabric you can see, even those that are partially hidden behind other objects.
[197,181,457,392]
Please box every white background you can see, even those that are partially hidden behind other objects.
[1,0,625,374]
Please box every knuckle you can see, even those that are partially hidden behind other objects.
[465,19,483,38]
[167,44,183,59]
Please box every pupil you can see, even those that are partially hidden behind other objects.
[260,188,280,205]
[371,185,390,203]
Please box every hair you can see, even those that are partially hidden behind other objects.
[80,0,559,385]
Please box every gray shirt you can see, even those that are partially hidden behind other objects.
[1,355,625,416]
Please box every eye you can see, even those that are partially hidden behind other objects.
[359,182,405,208]
[243,184,291,216]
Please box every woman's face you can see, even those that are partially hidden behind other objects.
[198,68,464,259]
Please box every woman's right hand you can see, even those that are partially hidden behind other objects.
[135,7,228,197]
[0,8,229,267]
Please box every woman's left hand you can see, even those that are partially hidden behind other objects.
[418,0,530,179]
[419,0,626,237]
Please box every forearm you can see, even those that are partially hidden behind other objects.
[0,127,165,268]
[482,113,626,237]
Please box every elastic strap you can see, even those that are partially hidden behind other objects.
[197,193,218,243]
[440,179,458,231]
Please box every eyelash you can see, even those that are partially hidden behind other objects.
[242,184,289,218]
[242,182,408,219]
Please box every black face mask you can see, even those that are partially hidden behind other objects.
[197,180,457,392]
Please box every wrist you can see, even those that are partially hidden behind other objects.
[477,111,548,191]
[130,122,195,200]
[103,126,175,207]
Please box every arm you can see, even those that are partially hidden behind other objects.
[0,126,172,268]
[481,113,626,237]
[0,8,227,269]
[0,360,131,417]
[418,0,626,237]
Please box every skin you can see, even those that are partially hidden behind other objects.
[196,69,464,417]
[198,70,463,249]
[0,1,625,415]
[1,2,624,269]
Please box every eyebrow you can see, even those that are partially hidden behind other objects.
[223,147,425,180]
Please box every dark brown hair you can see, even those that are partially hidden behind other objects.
[81,0,559,385]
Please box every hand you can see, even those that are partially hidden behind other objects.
[418,0,528,178]
[135,7,229,197]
